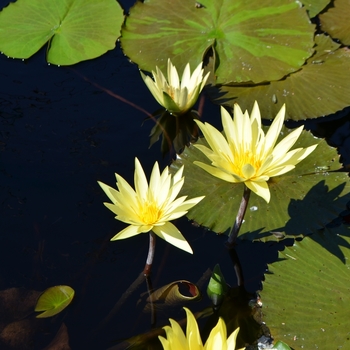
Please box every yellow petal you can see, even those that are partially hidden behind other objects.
[184,308,203,348]
[226,327,240,349]
[158,336,170,350]
[194,161,243,183]
[204,318,226,350]
[110,225,145,241]
[262,104,285,156]
[153,222,193,254]
[245,180,270,203]
[134,157,149,200]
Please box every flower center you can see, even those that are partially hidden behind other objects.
[139,201,163,225]
[231,150,262,178]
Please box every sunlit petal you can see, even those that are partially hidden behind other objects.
[134,158,148,200]
[194,161,243,183]
[245,180,270,203]
[110,225,145,241]
[184,307,203,348]
[153,222,193,254]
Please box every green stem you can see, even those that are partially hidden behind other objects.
[227,185,251,247]
[143,231,156,276]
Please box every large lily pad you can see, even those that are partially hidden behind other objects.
[319,0,350,45]
[209,34,350,120]
[170,126,350,241]
[261,230,350,349]
[0,0,124,65]
[121,0,315,84]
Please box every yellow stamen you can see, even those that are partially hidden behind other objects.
[139,201,163,225]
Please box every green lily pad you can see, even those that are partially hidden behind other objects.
[170,126,350,241]
[319,0,350,45]
[262,229,350,349]
[301,0,331,18]
[209,34,350,120]
[121,0,315,84]
[0,0,124,65]
[35,285,75,318]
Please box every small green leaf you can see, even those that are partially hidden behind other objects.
[35,285,75,318]
[0,0,124,65]
[207,264,229,307]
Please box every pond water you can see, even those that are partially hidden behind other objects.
[1,1,350,349]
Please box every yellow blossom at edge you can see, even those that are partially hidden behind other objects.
[158,307,245,350]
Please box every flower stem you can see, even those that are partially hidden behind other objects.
[143,231,156,276]
[227,185,251,247]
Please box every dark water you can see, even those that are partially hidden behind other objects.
[1,1,349,349]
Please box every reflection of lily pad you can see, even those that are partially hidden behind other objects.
[320,0,350,45]
[0,0,124,65]
[170,126,350,241]
[210,34,350,120]
[121,0,314,84]
[262,230,350,349]
[35,285,75,318]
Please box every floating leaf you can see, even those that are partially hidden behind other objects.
[170,126,350,241]
[0,0,124,65]
[209,34,350,120]
[262,229,350,349]
[35,285,75,318]
[207,264,229,307]
[121,0,315,84]
[320,0,350,46]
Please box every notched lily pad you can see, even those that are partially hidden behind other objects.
[121,0,315,84]
[35,285,75,318]
[320,0,350,46]
[262,230,350,349]
[209,34,350,120]
[0,0,124,65]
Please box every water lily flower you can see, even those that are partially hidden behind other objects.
[158,307,244,350]
[140,59,210,115]
[98,158,204,254]
[194,102,317,203]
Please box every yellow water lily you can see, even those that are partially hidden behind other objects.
[98,158,204,254]
[140,59,210,115]
[159,307,244,350]
[194,102,317,203]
